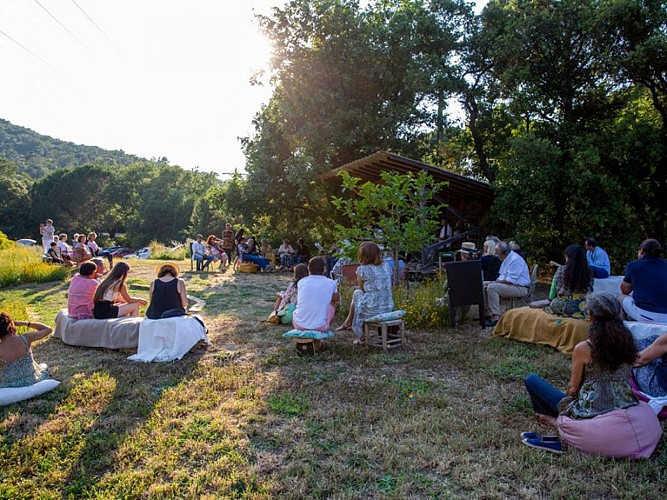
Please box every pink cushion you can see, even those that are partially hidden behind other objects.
[557,402,662,459]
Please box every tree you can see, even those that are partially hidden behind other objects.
[331,170,445,282]
[0,159,32,238]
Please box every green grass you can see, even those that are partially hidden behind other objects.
[0,246,69,288]
[0,261,665,497]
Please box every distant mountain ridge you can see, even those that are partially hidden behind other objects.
[0,118,147,179]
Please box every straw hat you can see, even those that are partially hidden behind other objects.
[457,242,477,253]
[156,262,180,276]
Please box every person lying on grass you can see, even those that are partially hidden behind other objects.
[522,292,640,454]
[0,313,52,388]
[93,262,147,319]
[292,257,339,332]
[336,241,394,345]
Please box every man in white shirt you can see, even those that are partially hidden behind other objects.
[192,234,213,271]
[483,241,531,327]
[293,257,340,331]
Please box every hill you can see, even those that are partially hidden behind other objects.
[0,118,146,179]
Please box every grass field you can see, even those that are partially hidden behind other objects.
[0,259,665,498]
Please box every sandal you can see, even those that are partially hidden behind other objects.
[335,323,352,332]
[352,338,365,345]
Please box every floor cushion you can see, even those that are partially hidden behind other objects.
[54,308,142,349]
[0,379,60,406]
[283,329,334,340]
[557,401,662,459]
[127,315,210,362]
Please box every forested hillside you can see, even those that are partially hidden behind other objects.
[0,119,144,179]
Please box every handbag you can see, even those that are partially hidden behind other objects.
[266,311,280,324]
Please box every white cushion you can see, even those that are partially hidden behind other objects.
[0,379,60,406]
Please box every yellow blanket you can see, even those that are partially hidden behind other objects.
[492,307,589,356]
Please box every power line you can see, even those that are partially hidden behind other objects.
[0,28,57,71]
[33,0,91,53]
[70,0,123,54]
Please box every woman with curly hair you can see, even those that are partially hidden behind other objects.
[520,292,660,455]
[544,244,593,319]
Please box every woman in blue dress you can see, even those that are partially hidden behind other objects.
[336,241,394,344]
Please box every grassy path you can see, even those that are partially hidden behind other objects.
[0,259,665,498]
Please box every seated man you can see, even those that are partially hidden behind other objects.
[484,241,531,327]
[621,238,667,322]
[47,242,64,264]
[67,262,99,320]
[584,237,611,279]
[192,234,213,271]
[292,257,340,332]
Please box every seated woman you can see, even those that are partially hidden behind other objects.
[146,263,188,320]
[0,313,52,388]
[47,242,65,264]
[522,292,661,457]
[93,262,147,319]
[295,238,310,265]
[481,239,501,281]
[206,235,228,271]
[543,244,593,319]
[86,232,113,267]
[336,241,394,345]
[273,263,309,318]
[67,262,99,319]
[242,238,272,271]
[71,234,93,264]
[277,239,295,270]
[634,332,667,398]
[260,239,275,266]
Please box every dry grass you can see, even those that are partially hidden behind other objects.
[0,260,665,498]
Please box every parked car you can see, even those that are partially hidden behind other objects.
[125,247,150,259]
[16,239,37,246]
[107,247,133,258]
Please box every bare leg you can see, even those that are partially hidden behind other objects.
[536,413,558,427]
[335,303,354,332]
[117,302,140,317]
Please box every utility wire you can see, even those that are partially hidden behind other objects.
[0,28,57,71]
[33,0,91,53]
[70,0,123,55]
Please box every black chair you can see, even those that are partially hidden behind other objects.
[444,260,485,328]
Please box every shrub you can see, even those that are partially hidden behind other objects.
[149,240,188,260]
[0,246,69,288]
[0,231,12,251]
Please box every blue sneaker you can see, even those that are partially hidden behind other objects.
[522,436,563,454]
[521,431,559,441]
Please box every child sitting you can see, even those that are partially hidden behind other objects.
[292,257,339,332]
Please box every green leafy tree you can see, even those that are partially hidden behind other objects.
[332,170,445,282]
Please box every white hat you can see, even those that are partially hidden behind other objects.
[457,242,477,253]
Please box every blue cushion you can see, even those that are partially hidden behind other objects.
[364,310,406,323]
[282,329,334,340]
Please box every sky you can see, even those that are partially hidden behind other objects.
[1,0,487,177]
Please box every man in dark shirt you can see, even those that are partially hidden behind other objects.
[621,239,667,322]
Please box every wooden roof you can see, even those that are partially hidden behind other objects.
[322,150,494,212]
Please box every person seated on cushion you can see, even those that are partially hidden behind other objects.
[71,234,93,264]
[621,238,667,322]
[47,241,64,264]
[543,244,593,319]
[93,262,146,319]
[336,242,394,344]
[633,332,667,398]
[242,238,272,271]
[67,262,99,320]
[483,241,531,327]
[273,263,309,315]
[293,257,339,332]
[522,292,640,454]
[584,237,611,279]
[145,263,188,320]
[0,313,52,388]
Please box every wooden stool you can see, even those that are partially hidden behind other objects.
[363,319,405,351]
[294,338,322,356]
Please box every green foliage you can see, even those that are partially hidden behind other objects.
[0,246,69,288]
[0,231,12,251]
[0,298,28,322]
[0,118,142,179]
[0,159,32,238]
[392,275,450,330]
[148,241,188,261]
[332,170,444,279]
[267,392,309,417]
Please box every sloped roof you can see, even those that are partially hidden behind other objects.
[322,151,494,206]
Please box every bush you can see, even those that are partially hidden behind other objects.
[0,246,69,288]
[338,274,450,330]
[0,231,12,251]
[149,240,188,260]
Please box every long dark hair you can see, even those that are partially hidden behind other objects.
[94,262,130,302]
[562,244,592,293]
[587,293,637,371]
[292,263,309,284]
[0,312,16,339]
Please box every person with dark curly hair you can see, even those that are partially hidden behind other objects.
[522,292,641,453]
[0,313,52,388]
[544,244,593,319]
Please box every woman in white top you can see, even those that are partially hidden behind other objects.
[93,262,146,319]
